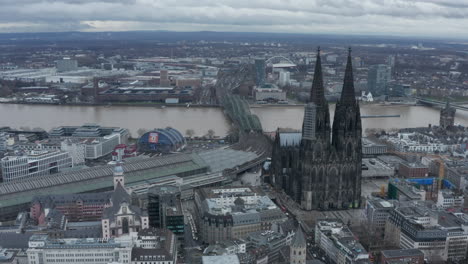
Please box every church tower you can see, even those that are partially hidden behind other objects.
[331,48,362,209]
[298,47,332,210]
[290,226,306,264]
[440,100,456,129]
[113,163,125,190]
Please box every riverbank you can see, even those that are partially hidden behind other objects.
[0,103,230,138]
[0,101,221,108]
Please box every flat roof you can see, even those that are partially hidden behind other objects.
[381,249,424,258]
[198,148,259,173]
[0,154,208,209]
[202,255,240,264]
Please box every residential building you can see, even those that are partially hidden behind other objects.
[1,150,72,182]
[381,130,457,154]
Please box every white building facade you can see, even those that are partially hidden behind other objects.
[27,235,133,264]
[1,150,72,182]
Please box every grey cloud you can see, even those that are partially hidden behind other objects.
[0,0,467,37]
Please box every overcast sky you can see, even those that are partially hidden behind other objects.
[0,0,467,38]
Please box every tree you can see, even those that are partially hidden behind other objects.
[207,129,215,139]
[136,128,148,138]
[185,129,195,139]
[0,86,12,97]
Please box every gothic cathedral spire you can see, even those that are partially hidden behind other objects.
[340,47,356,105]
[310,47,326,106]
[302,47,330,143]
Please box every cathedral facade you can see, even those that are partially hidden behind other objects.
[272,48,362,211]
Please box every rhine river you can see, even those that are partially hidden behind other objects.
[1,103,468,137]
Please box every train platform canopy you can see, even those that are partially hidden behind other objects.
[198,148,259,173]
[0,153,208,210]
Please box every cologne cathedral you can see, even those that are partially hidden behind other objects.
[272,48,362,210]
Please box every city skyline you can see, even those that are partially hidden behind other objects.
[0,0,468,39]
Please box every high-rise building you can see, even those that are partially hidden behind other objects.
[279,71,290,86]
[368,64,391,97]
[272,47,362,210]
[387,55,396,77]
[255,59,266,86]
[159,69,170,86]
[440,101,456,129]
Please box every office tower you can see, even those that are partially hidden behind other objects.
[255,59,266,86]
[368,64,391,97]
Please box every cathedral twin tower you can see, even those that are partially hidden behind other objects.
[272,48,362,211]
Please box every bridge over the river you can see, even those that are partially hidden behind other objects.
[414,97,468,111]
